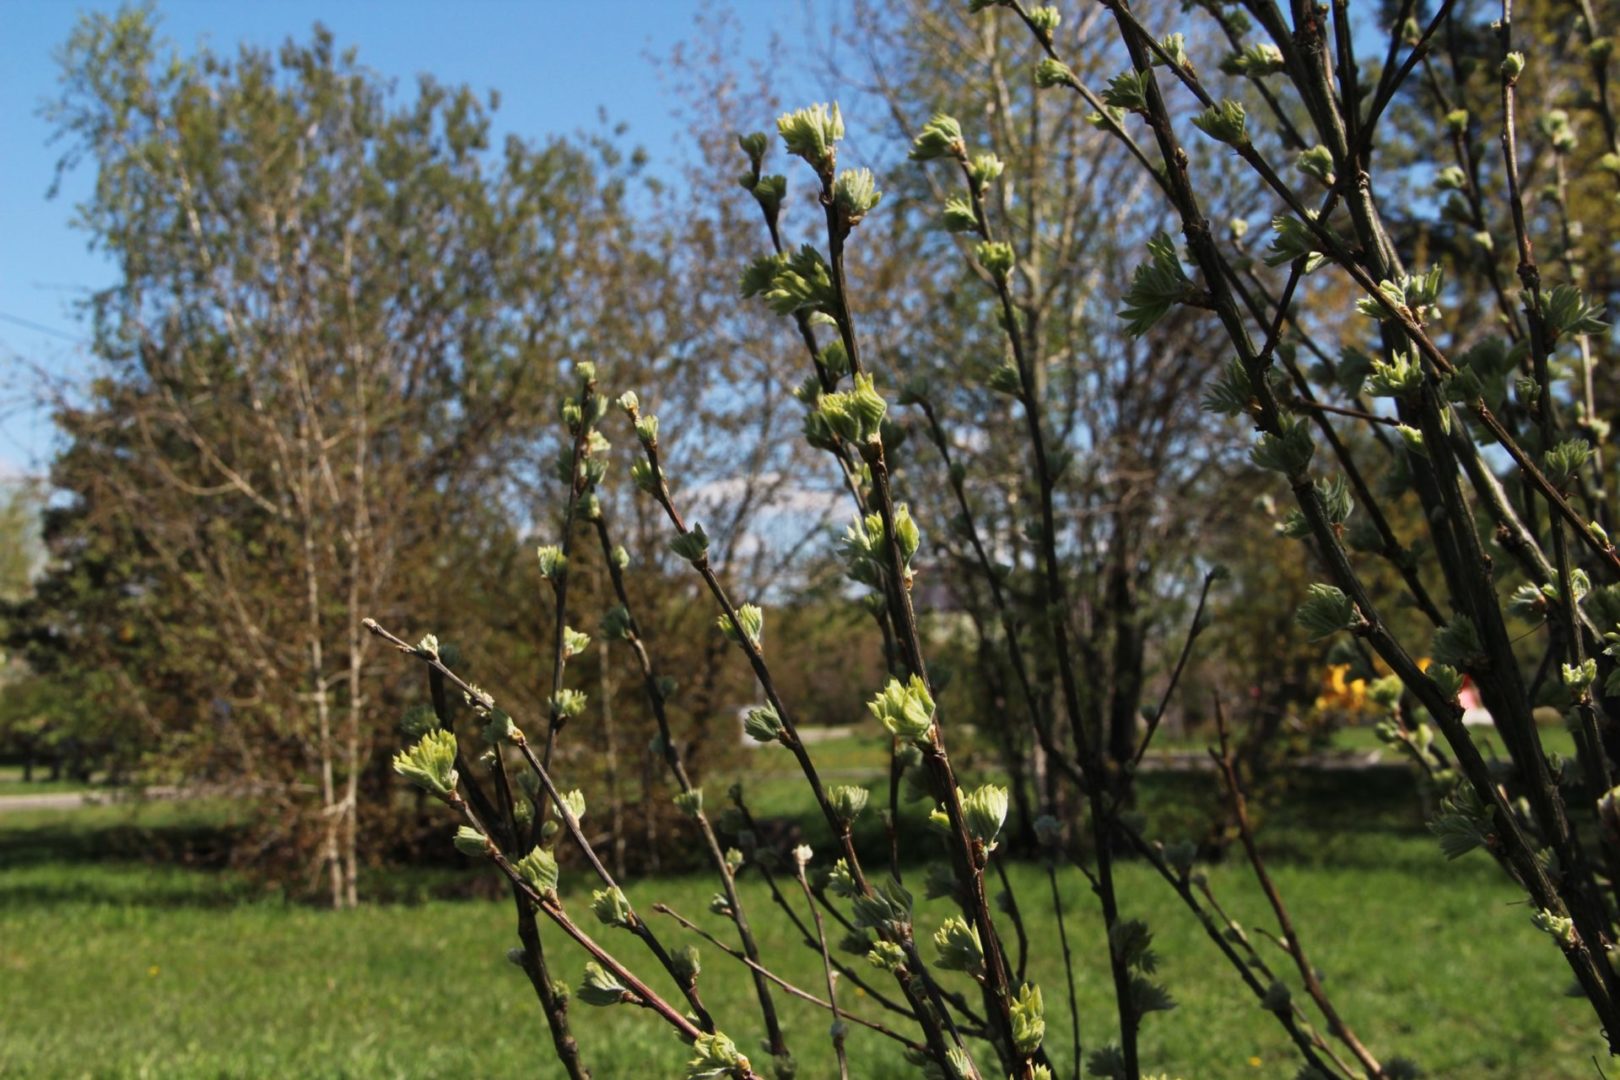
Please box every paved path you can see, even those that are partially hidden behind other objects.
[0,786,181,813]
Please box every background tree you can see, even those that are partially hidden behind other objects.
[30,8,652,906]
[803,1,1267,823]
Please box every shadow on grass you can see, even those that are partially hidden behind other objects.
[0,801,263,909]
[0,807,240,869]
[0,799,530,909]
[0,873,254,909]
[1,761,1512,911]
[772,762,1514,885]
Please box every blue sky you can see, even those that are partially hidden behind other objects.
[0,1,806,479]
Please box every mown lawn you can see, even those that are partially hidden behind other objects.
[0,769,1602,1078]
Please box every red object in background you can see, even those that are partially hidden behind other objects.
[1458,674,1481,712]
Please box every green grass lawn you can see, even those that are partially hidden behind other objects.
[1145,719,1580,763]
[1325,721,1579,761]
[0,770,1603,1078]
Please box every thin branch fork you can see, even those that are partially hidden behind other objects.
[793,853,852,1079]
[653,902,927,1055]
[1059,0,1620,1044]
[1117,825,1355,1080]
[606,454,966,1070]
[459,789,755,1075]
[365,618,718,1032]
[590,510,790,1057]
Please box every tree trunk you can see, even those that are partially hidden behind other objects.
[976,630,1038,850]
[600,636,627,880]
[1105,554,1146,770]
[340,244,372,912]
[642,753,661,875]
[342,696,361,910]
[303,519,344,912]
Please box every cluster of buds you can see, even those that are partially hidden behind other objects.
[867,675,936,743]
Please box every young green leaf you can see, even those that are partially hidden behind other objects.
[1296,583,1356,639]
[933,915,985,974]
[909,113,965,161]
[391,729,459,797]
[1119,233,1192,336]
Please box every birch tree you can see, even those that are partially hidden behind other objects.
[43,10,633,906]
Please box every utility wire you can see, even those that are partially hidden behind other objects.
[0,311,86,344]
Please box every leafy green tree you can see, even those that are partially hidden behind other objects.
[0,482,41,605]
[0,481,58,781]
[34,8,643,905]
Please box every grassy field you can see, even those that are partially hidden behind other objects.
[1324,722,1578,760]
[0,766,1603,1078]
[1140,719,1581,762]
